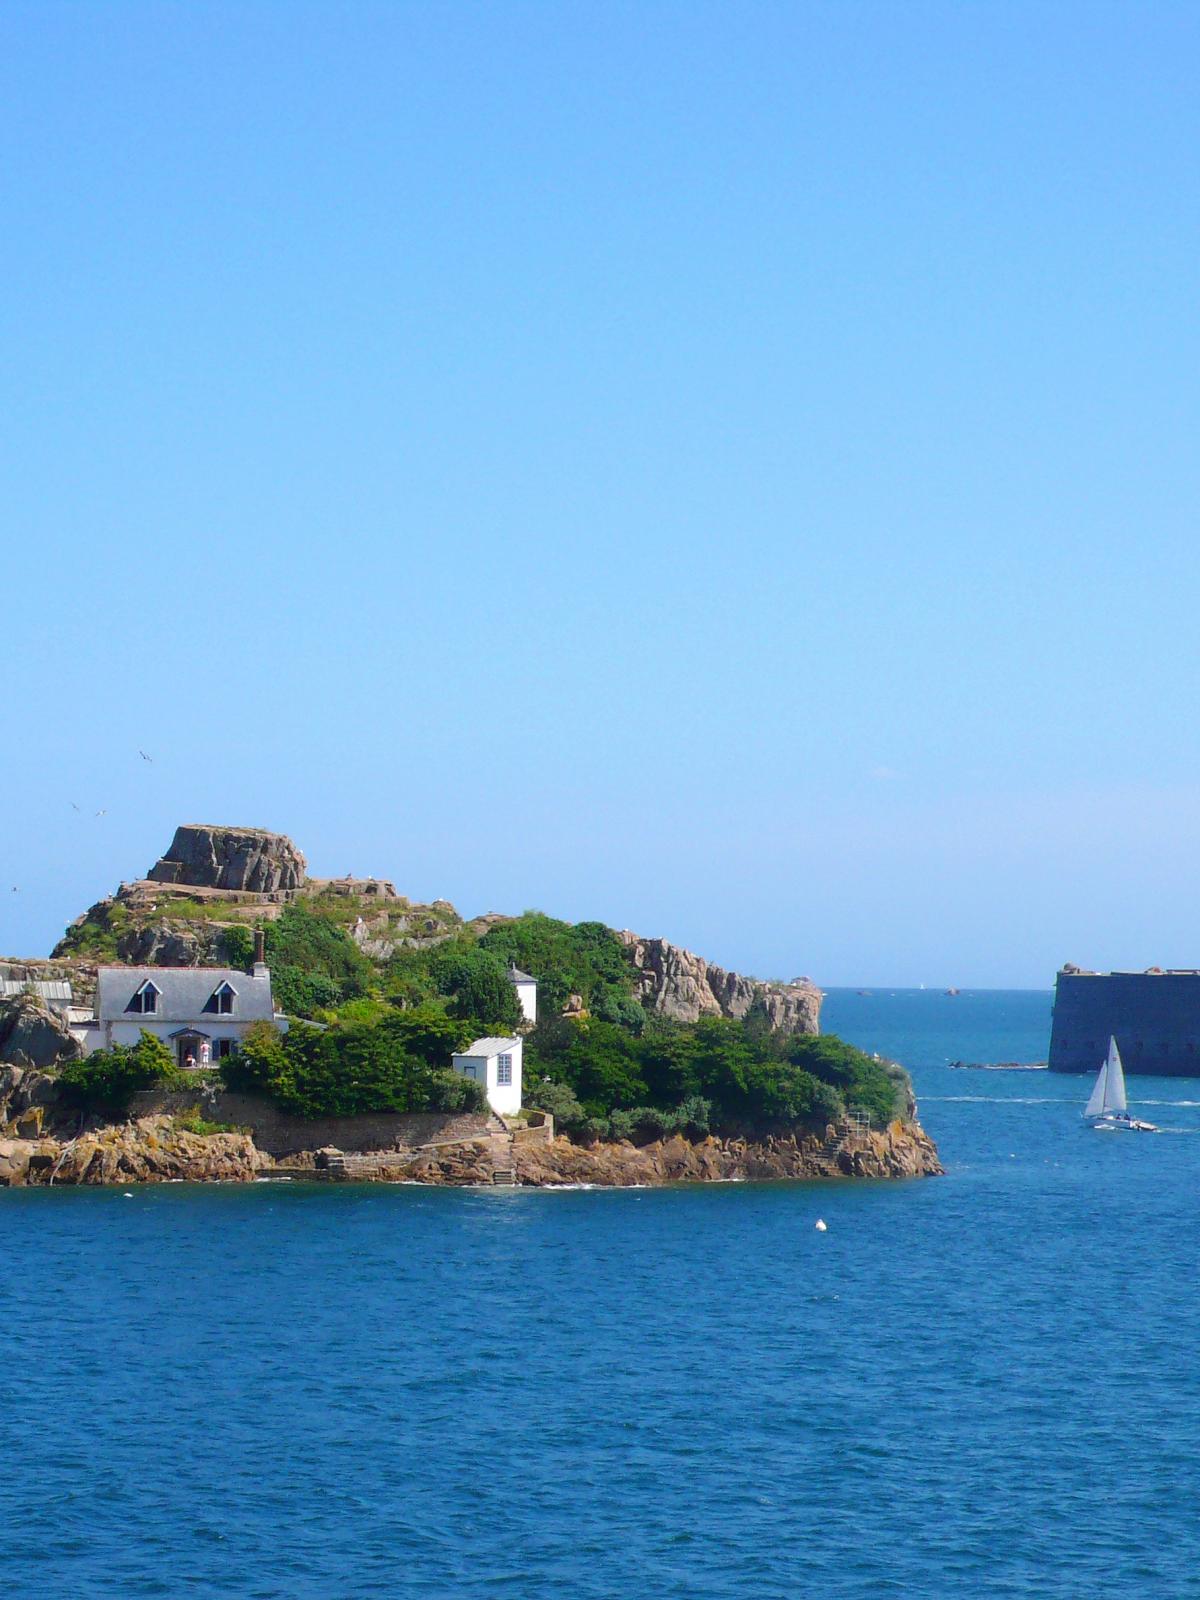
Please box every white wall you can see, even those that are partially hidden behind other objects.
[452,1039,523,1116]
[487,1040,522,1116]
[515,979,537,1025]
[98,1020,256,1064]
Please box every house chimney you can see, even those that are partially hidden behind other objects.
[253,928,266,969]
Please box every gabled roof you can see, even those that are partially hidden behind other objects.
[96,965,276,1025]
[507,966,536,984]
[453,1036,521,1058]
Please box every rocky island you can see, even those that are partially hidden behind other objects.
[0,825,941,1188]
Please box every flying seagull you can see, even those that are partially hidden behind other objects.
[139,749,153,763]
[95,809,107,817]
[70,802,80,811]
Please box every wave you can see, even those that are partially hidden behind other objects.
[924,1095,1077,1104]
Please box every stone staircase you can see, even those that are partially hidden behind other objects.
[811,1115,873,1177]
[488,1111,518,1185]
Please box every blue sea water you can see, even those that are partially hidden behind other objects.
[4,989,1200,1598]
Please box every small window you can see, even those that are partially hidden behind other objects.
[213,1039,235,1060]
[497,1053,513,1086]
[127,980,160,1015]
[205,982,237,1015]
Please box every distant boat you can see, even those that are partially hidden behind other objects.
[1084,1038,1157,1132]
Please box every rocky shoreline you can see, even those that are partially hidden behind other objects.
[0,1110,942,1189]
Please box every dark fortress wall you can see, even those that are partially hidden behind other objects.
[1048,970,1200,1076]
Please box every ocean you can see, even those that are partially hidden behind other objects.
[4,988,1200,1598]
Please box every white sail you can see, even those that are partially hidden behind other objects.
[1103,1037,1128,1115]
[1084,1059,1109,1119]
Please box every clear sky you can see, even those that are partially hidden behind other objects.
[2,2,1198,987]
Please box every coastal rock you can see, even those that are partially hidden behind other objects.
[509,1120,942,1186]
[617,931,821,1033]
[11,1116,265,1187]
[338,1118,942,1188]
[0,1138,34,1185]
[2,1104,941,1188]
[147,825,306,894]
[0,994,81,1071]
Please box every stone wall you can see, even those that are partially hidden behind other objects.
[126,1086,491,1156]
[1049,968,1200,1076]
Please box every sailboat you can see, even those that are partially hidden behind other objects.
[1083,1037,1157,1132]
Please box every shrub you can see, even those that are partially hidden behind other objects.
[525,1006,909,1140]
[479,913,638,1016]
[219,925,256,969]
[217,1016,484,1120]
[435,948,522,1033]
[58,1030,183,1115]
[607,1110,635,1142]
[627,1106,669,1143]
[526,1077,585,1131]
[173,1106,242,1136]
[264,904,373,1017]
[677,1095,712,1137]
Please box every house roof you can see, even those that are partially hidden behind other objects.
[507,966,536,984]
[96,965,277,1024]
[0,979,73,1003]
[454,1036,521,1058]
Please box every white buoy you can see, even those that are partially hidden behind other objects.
[814,1218,827,1232]
[123,1191,133,1198]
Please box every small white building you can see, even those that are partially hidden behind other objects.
[80,961,287,1068]
[451,1035,523,1117]
[507,964,537,1025]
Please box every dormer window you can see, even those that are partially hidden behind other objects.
[127,980,160,1015]
[205,981,237,1016]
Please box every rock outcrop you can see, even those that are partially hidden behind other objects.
[618,931,821,1033]
[0,994,81,1070]
[0,1116,264,1186]
[148,825,306,894]
[115,920,222,968]
[371,1119,941,1187]
[0,1061,62,1130]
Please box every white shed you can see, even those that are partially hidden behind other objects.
[451,1035,523,1117]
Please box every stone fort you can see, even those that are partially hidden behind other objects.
[1048,966,1200,1076]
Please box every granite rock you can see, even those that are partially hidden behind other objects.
[148,825,307,894]
[617,931,821,1033]
[0,994,81,1071]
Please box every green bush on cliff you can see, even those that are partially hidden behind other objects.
[263,904,374,1017]
[479,913,639,1022]
[433,947,523,1033]
[58,1030,184,1115]
[219,1015,485,1119]
[219,925,256,968]
[525,1013,903,1133]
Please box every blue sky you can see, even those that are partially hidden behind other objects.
[2,2,1198,986]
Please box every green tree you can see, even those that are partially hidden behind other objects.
[433,948,522,1033]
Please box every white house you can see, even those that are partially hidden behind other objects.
[451,1036,523,1117]
[79,959,287,1068]
[508,964,537,1025]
